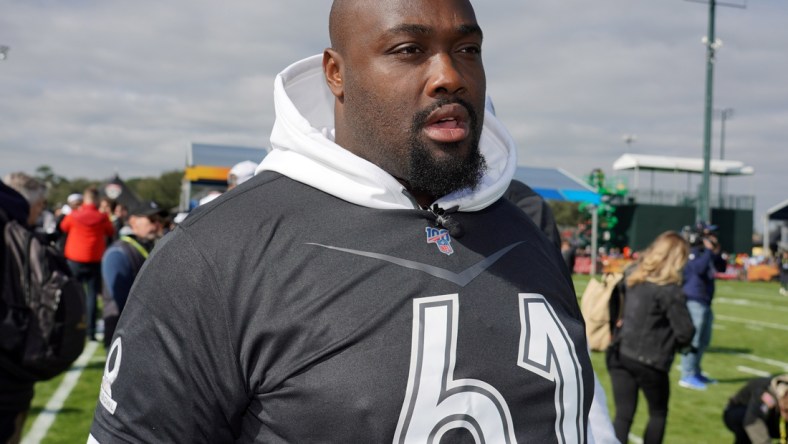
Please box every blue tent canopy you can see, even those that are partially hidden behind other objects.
[512,166,600,205]
[189,143,267,167]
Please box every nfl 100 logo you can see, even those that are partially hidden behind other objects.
[425,227,453,256]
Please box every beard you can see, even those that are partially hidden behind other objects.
[406,98,487,200]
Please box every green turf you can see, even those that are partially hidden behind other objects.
[19,278,786,443]
[579,276,787,444]
[21,344,105,443]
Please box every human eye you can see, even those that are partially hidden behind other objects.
[390,44,423,55]
[458,44,481,55]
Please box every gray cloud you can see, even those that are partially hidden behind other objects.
[1,0,785,224]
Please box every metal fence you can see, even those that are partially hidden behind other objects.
[626,189,754,210]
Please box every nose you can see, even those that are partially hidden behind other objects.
[426,53,466,97]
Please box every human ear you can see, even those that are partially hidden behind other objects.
[323,49,344,99]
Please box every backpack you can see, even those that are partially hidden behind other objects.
[0,209,86,381]
[580,272,624,352]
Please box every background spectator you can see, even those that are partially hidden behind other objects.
[112,203,129,237]
[607,231,695,444]
[59,187,115,341]
[679,223,727,390]
[723,374,788,443]
[227,160,258,191]
[2,173,47,228]
[101,201,165,349]
[0,173,47,444]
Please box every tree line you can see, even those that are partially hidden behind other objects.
[31,164,584,227]
[33,165,183,212]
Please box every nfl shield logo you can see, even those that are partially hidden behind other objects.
[425,227,454,256]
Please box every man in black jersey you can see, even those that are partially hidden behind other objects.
[89,1,594,442]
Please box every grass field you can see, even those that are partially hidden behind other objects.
[17,278,787,443]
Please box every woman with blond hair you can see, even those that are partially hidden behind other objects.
[606,231,696,443]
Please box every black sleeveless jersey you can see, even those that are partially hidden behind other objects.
[90,172,593,443]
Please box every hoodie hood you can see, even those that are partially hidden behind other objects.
[258,54,517,212]
[0,181,30,225]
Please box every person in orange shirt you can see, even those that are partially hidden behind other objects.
[60,187,115,341]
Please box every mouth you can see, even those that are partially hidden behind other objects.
[422,103,470,143]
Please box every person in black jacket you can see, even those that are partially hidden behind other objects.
[606,231,696,444]
[723,374,788,444]
[503,180,561,250]
[0,174,47,444]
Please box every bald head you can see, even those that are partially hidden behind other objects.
[328,0,352,52]
[323,0,486,205]
[330,0,479,53]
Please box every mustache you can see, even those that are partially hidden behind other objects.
[412,97,480,130]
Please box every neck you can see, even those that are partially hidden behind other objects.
[396,178,434,208]
[412,192,434,208]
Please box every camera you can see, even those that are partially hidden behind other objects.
[681,222,718,249]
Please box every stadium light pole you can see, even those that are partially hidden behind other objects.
[718,108,734,205]
[699,0,717,224]
[686,0,745,223]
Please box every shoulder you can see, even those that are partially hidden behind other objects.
[180,172,294,230]
[487,197,546,240]
[629,281,676,299]
[103,242,125,256]
[154,172,305,278]
[624,282,655,304]
[102,245,131,268]
[503,180,540,206]
[659,282,682,293]
[177,172,343,252]
[655,283,684,300]
[104,241,132,257]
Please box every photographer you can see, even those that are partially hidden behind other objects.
[723,374,788,443]
[678,223,727,391]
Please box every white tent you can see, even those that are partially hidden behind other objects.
[612,153,755,201]
[612,153,755,176]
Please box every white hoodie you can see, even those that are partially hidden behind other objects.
[257,54,517,212]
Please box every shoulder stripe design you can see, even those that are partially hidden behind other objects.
[306,242,524,287]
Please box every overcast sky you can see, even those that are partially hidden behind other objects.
[1,0,785,226]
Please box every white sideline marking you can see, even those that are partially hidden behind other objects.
[723,290,786,302]
[21,341,100,444]
[735,354,788,371]
[737,366,771,377]
[716,297,788,313]
[716,314,788,332]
